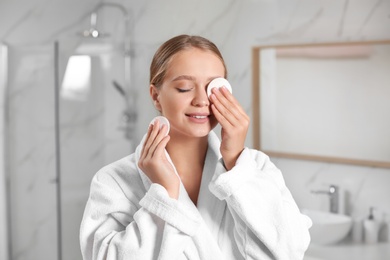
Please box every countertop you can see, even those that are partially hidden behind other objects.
[304,241,390,260]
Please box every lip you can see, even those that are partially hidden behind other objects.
[185,113,210,123]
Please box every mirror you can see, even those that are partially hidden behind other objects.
[252,40,390,168]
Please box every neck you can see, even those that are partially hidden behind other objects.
[166,134,209,174]
[166,133,210,206]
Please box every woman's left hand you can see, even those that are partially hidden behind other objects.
[210,86,250,170]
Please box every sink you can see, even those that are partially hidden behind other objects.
[302,209,352,245]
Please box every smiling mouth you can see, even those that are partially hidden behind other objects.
[186,114,210,119]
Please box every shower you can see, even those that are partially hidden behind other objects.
[3,3,135,259]
[77,2,132,83]
[55,3,136,260]
[63,2,137,138]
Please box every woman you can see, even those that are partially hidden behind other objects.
[80,35,312,260]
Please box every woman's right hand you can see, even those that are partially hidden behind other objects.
[138,121,180,199]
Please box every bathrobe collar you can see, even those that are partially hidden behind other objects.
[196,131,227,239]
[135,131,227,238]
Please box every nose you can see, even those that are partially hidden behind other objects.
[191,87,209,107]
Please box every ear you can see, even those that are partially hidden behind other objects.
[150,84,162,112]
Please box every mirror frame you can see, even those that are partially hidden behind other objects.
[252,40,390,168]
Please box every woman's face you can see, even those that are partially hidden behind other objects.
[151,47,225,139]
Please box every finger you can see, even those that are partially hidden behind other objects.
[211,88,248,125]
[218,88,246,120]
[219,87,247,116]
[211,91,239,126]
[211,89,239,118]
[142,120,161,158]
[147,124,169,158]
[140,123,154,158]
[211,103,231,128]
[152,135,170,158]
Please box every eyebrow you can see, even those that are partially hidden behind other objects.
[172,75,221,82]
[172,75,196,82]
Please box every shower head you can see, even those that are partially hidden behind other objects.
[74,11,113,55]
[78,29,109,38]
[77,12,110,38]
[73,3,130,56]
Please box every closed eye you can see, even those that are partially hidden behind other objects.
[177,88,193,93]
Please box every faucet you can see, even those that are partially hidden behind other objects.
[311,185,339,214]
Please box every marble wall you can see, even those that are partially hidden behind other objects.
[1,0,390,260]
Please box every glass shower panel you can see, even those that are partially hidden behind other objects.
[0,43,9,260]
[7,43,58,260]
[58,42,134,260]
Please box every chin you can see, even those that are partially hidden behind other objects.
[191,128,211,138]
[172,119,217,138]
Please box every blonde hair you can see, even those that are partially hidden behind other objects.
[150,35,227,88]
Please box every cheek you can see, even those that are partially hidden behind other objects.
[161,94,189,111]
[159,97,181,116]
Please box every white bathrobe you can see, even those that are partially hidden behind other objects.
[80,131,312,260]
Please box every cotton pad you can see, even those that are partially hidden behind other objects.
[150,116,170,136]
[207,78,232,98]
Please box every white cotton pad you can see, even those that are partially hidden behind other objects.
[150,116,170,136]
[207,78,232,98]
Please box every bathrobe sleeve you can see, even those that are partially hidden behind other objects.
[209,148,312,260]
[80,158,202,260]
